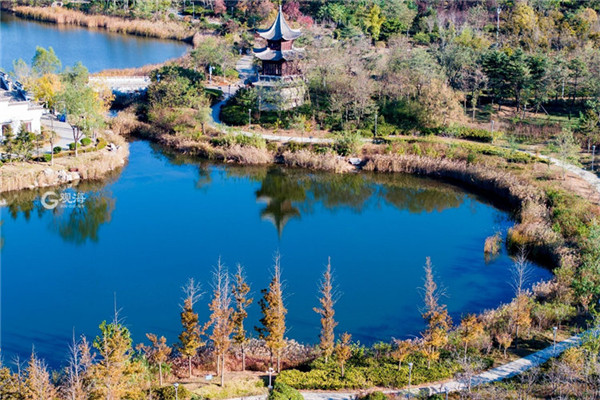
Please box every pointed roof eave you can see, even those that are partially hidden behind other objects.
[256,4,302,41]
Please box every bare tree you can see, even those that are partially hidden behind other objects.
[206,259,233,387]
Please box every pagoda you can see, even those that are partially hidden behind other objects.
[253,5,304,80]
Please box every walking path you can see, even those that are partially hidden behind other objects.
[523,151,600,197]
[225,331,594,400]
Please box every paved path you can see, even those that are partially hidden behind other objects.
[89,76,150,94]
[523,151,600,197]
[41,114,73,151]
[223,331,594,400]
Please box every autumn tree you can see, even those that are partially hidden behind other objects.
[458,314,484,362]
[256,253,287,373]
[232,264,253,371]
[205,259,234,386]
[89,317,145,400]
[313,257,338,363]
[391,339,413,371]
[24,351,58,400]
[510,251,533,344]
[178,278,204,378]
[64,332,93,400]
[420,257,452,369]
[139,333,172,386]
[334,332,352,378]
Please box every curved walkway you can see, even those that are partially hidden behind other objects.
[225,331,595,400]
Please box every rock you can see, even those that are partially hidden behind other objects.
[57,170,69,182]
[349,157,362,166]
[43,168,54,176]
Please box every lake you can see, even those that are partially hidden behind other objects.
[0,140,553,368]
[0,12,189,72]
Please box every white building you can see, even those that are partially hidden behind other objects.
[0,72,44,139]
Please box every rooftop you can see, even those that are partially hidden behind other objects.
[256,5,302,41]
[253,48,305,61]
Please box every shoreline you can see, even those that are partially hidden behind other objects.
[125,114,565,270]
[1,4,198,43]
[0,133,129,194]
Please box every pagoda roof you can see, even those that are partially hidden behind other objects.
[253,48,304,61]
[256,5,302,41]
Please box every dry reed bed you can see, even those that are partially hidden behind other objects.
[1,133,129,193]
[10,6,195,41]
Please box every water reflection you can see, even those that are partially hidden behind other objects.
[1,181,116,246]
[2,151,469,243]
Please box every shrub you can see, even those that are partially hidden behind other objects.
[446,126,502,143]
[152,384,192,400]
[413,32,431,45]
[68,142,76,150]
[268,382,303,400]
[53,146,62,154]
[96,138,107,150]
[334,133,361,156]
[80,137,92,146]
[43,154,52,162]
[235,134,267,149]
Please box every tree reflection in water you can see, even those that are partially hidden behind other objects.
[1,180,116,246]
[249,167,467,237]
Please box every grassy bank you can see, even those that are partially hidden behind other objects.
[7,5,196,42]
[0,133,128,193]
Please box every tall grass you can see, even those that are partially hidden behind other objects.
[11,6,195,41]
[1,133,129,193]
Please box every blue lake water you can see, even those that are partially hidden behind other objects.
[0,140,553,368]
[0,12,189,72]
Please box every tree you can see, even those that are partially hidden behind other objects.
[364,4,385,41]
[232,264,253,371]
[334,332,352,378]
[256,253,287,373]
[577,109,600,152]
[458,314,484,363]
[32,46,61,77]
[205,259,233,386]
[178,278,204,378]
[555,128,580,179]
[510,251,533,343]
[495,330,513,358]
[89,318,144,400]
[33,74,62,112]
[391,339,412,370]
[420,257,451,369]
[24,351,57,400]
[139,333,172,386]
[64,332,93,400]
[60,65,106,157]
[313,257,338,363]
